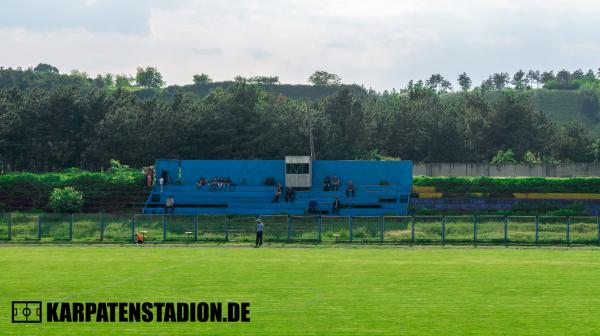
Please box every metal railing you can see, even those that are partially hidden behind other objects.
[1,213,599,245]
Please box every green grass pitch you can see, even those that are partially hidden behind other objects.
[2,245,600,335]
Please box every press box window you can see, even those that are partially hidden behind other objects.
[286,163,310,174]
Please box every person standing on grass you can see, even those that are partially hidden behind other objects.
[255,218,264,247]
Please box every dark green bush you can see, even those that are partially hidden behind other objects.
[48,187,84,213]
[413,176,600,193]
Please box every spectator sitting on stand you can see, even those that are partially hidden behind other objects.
[161,169,169,185]
[225,176,232,191]
[210,176,218,191]
[324,176,331,191]
[309,200,318,214]
[332,197,341,215]
[346,180,355,197]
[285,188,296,202]
[165,196,175,214]
[332,175,340,191]
[159,177,165,193]
[273,183,283,202]
[196,176,206,189]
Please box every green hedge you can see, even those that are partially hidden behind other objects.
[413,176,600,193]
[0,168,146,211]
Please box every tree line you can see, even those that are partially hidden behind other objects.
[0,65,599,172]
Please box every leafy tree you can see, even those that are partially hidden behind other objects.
[426,74,452,93]
[526,70,540,88]
[193,73,212,84]
[248,76,279,85]
[556,69,571,83]
[1,66,599,170]
[512,70,526,90]
[540,71,555,84]
[320,88,369,158]
[556,122,593,161]
[491,72,510,90]
[135,66,164,88]
[48,187,84,213]
[523,151,541,164]
[33,63,59,74]
[591,138,600,162]
[572,69,584,80]
[490,149,517,164]
[457,72,472,92]
[584,69,597,81]
[115,74,133,88]
[308,70,341,86]
[479,76,494,92]
[70,70,88,79]
[484,92,549,159]
[93,73,113,88]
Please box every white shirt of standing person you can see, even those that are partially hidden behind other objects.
[256,221,264,232]
[159,177,164,192]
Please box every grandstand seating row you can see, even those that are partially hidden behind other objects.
[143,184,410,216]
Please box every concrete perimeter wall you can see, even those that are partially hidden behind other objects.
[414,163,600,177]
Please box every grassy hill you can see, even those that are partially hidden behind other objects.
[443,88,600,134]
[527,90,600,133]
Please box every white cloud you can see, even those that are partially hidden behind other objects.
[1,0,600,90]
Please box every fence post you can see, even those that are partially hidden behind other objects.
[473,215,477,244]
[69,213,73,241]
[535,216,539,244]
[349,216,353,243]
[131,214,136,242]
[504,216,508,244]
[163,214,167,241]
[566,216,570,244]
[597,216,600,245]
[100,213,105,241]
[37,214,42,240]
[411,216,415,243]
[318,216,322,242]
[442,216,446,244]
[7,212,11,241]
[225,216,229,241]
[287,216,291,242]
[194,215,198,242]
[380,217,384,243]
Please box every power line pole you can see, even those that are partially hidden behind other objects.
[305,101,316,160]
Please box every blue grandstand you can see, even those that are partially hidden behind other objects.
[143,157,412,216]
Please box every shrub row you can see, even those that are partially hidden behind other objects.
[0,167,146,211]
[413,176,600,193]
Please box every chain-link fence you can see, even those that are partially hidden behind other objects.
[1,213,599,244]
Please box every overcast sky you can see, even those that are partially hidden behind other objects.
[1,0,599,91]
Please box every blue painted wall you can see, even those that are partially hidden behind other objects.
[155,159,412,187]
[312,160,412,186]
[156,159,285,185]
